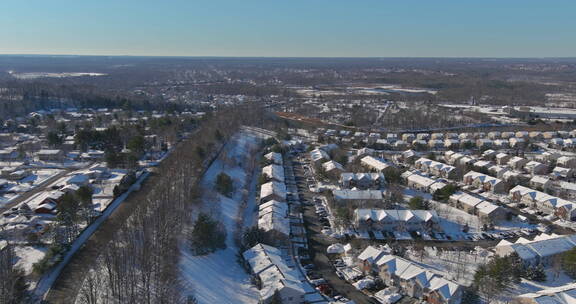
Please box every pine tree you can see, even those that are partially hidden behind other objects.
[528,264,547,282]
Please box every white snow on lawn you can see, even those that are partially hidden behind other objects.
[14,245,47,275]
[179,131,263,304]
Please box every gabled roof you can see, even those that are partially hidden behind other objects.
[333,190,383,201]
[357,246,387,264]
[260,181,287,201]
[360,156,391,171]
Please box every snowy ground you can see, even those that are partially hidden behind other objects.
[405,246,492,286]
[14,245,47,275]
[179,131,263,304]
[34,171,151,297]
[0,168,64,206]
[495,269,575,303]
[404,188,535,238]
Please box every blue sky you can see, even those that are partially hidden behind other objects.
[0,0,574,57]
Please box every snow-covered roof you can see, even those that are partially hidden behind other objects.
[333,190,383,201]
[354,209,438,224]
[525,160,546,170]
[357,245,387,264]
[360,155,391,171]
[375,254,462,301]
[66,174,89,185]
[262,164,285,182]
[516,283,576,304]
[497,234,576,262]
[310,148,329,162]
[476,201,502,215]
[264,152,283,165]
[242,244,306,302]
[530,175,551,186]
[429,182,447,193]
[463,171,503,186]
[260,181,287,202]
[259,200,288,217]
[455,193,484,208]
[341,172,385,183]
[406,174,437,188]
[322,160,344,172]
[37,149,62,155]
[258,212,290,236]
[415,158,455,175]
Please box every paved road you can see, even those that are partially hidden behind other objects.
[0,169,72,214]
[44,133,223,304]
[291,157,376,304]
[38,171,150,301]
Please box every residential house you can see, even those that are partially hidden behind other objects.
[552,166,573,179]
[463,171,507,193]
[406,173,440,193]
[509,138,526,148]
[495,234,576,266]
[322,160,344,179]
[310,148,329,165]
[353,209,439,233]
[476,139,493,150]
[414,158,457,179]
[264,152,283,166]
[428,140,444,149]
[260,181,287,203]
[36,149,64,162]
[361,155,391,173]
[243,244,306,304]
[508,156,528,170]
[332,189,383,207]
[357,245,388,274]
[530,176,552,191]
[524,161,548,175]
[558,156,576,169]
[258,200,290,240]
[482,149,497,160]
[487,131,501,139]
[340,172,385,190]
[402,134,415,142]
[262,164,285,183]
[493,139,510,149]
[376,254,463,304]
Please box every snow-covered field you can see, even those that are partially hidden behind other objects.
[179,131,263,304]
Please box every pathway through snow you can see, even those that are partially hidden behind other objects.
[179,132,262,304]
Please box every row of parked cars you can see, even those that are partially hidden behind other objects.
[313,198,334,235]
[470,227,539,241]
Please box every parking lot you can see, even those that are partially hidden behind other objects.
[290,154,379,304]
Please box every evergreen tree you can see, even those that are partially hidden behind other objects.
[190,213,226,255]
[215,173,234,197]
[562,248,576,278]
[527,264,547,282]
